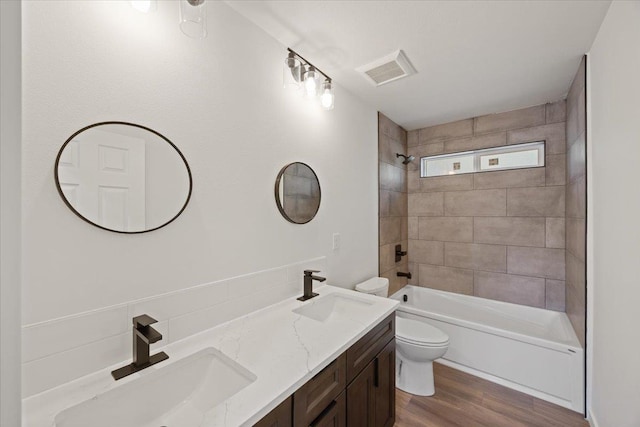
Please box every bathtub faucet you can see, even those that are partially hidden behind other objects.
[397,271,412,279]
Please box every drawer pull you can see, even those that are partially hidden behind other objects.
[374,357,379,388]
[310,400,337,427]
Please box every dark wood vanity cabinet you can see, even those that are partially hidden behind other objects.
[309,391,346,427]
[254,396,293,427]
[293,353,347,425]
[345,313,395,384]
[373,339,396,427]
[346,339,395,427]
[346,321,396,427]
[346,357,376,425]
[254,313,395,427]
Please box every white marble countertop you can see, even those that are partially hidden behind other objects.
[23,285,399,426]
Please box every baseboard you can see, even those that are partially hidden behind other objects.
[588,408,599,427]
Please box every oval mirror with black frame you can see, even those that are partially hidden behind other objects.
[55,122,192,234]
[275,162,321,224]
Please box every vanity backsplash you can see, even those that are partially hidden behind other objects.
[22,256,326,397]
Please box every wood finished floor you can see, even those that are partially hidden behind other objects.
[395,363,588,427]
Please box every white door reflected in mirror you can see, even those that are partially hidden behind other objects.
[55,122,192,233]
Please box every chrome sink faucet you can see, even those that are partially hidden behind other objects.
[111,314,169,380]
[298,270,326,301]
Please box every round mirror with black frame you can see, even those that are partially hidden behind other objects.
[274,162,321,224]
[54,122,193,234]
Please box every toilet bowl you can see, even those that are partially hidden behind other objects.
[395,317,449,396]
[354,278,449,396]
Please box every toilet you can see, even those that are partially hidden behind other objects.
[355,278,449,396]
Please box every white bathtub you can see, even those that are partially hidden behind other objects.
[390,285,584,413]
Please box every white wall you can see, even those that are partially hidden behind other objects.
[21,0,378,326]
[143,127,191,229]
[588,2,640,426]
[1,0,22,424]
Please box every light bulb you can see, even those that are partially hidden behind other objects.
[180,0,207,39]
[130,0,155,13]
[304,67,317,97]
[283,53,302,89]
[321,80,334,110]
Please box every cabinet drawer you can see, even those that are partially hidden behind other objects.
[310,391,345,427]
[346,313,395,383]
[254,396,292,427]
[294,353,346,426]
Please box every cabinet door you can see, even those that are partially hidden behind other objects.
[346,339,396,427]
[374,339,395,427]
[254,396,292,427]
[346,359,375,426]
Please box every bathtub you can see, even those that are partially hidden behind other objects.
[390,285,584,413]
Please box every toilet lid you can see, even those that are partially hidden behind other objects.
[396,317,449,346]
[355,277,389,294]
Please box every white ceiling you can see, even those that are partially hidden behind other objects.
[227,0,610,130]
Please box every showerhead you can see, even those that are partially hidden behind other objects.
[396,153,415,165]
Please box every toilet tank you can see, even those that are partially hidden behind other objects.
[355,277,389,297]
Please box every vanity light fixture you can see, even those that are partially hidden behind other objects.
[130,0,156,13]
[130,0,205,39]
[320,80,335,110]
[304,66,318,97]
[284,48,334,110]
[180,0,207,39]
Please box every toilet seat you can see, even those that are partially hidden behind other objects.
[397,335,449,348]
[355,277,389,295]
[396,317,449,347]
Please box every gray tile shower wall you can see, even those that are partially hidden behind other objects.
[565,57,587,347]
[406,103,567,310]
[378,113,409,295]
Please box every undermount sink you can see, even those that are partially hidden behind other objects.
[54,347,256,427]
[293,293,375,322]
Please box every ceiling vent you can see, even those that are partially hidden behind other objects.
[356,50,416,86]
